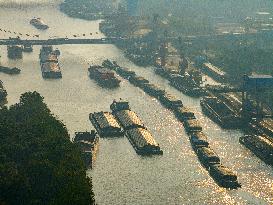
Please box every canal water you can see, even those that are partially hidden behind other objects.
[0,2,272,205]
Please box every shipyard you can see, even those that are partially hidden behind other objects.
[0,0,272,205]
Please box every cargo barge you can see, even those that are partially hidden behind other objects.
[88,65,120,88]
[190,132,209,149]
[159,93,183,110]
[39,45,62,79]
[209,164,241,189]
[74,131,99,169]
[30,17,49,30]
[183,119,202,134]
[174,106,196,122]
[0,66,21,75]
[201,63,227,82]
[169,74,205,97]
[239,134,273,166]
[7,45,23,59]
[200,96,242,129]
[89,111,123,137]
[142,83,165,98]
[110,100,163,155]
[128,75,149,88]
[125,127,163,155]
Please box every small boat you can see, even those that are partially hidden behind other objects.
[30,17,49,30]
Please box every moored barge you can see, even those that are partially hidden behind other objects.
[0,66,21,75]
[190,132,209,149]
[125,127,163,155]
[7,45,23,59]
[159,93,183,110]
[200,96,242,129]
[89,111,123,137]
[169,74,204,97]
[74,131,99,169]
[88,65,120,88]
[128,75,149,88]
[110,100,163,155]
[239,134,273,165]
[174,106,196,122]
[196,146,220,168]
[209,164,241,189]
[143,83,165,98]
[183,119,202,134]
[39,45,62,79]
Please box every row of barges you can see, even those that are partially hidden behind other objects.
[111,100,163,155]
[39,45,62,79]
[89,99,163,156]
[103,59,241,189]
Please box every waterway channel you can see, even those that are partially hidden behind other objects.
[0,2,272,205]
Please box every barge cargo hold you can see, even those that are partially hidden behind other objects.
[209,164,241,189]
[88,65,120,88]
[200,96,242,129]
[159,93,183,110]
[239,135,273,165]
[74,131,99,169]
[114,110,145,130]
[174,106,196,122]
[125,127,163,155]
[196,146,220,168]
[169,74,204,97]
[41,62,62,78]
[183,119,202,134]
[201,63,227,82]
[39,45,62,79]
[143,83,165,98]
[190,132,209,149]
[89,112,123,137]
[128,76,149,88]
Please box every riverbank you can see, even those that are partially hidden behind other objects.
[59,0,114,20]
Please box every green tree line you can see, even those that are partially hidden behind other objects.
[0,92,95,205]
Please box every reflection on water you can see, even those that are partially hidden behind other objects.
[0,4,272,205]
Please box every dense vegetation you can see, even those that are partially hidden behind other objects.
[0,92,95,205]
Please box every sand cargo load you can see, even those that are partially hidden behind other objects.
[89,111,123,137]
